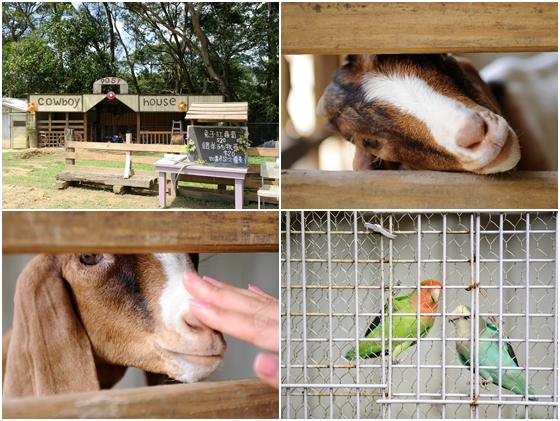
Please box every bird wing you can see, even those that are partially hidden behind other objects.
[484,317,520,367]
[363,292,411,337]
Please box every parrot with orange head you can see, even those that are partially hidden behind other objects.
[346,280,442,360]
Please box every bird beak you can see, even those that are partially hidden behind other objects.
[430,288,441,304]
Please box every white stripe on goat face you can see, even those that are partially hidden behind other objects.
[155,253,195,334]
[360,72,520,173]
[362,73,480,157]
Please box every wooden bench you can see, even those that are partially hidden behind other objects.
[55,138,279,204]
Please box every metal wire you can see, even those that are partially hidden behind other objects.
[281,211,558,419]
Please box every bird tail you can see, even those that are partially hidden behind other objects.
[528,385,538,401]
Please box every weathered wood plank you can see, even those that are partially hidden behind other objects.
[248,147,279,157]
[281,170,558,209]
[63,164,157,177]
[67,151,164,166]
[2,378,278,419]
[68,141,186,153]
[55,172,157,188]
[282,2,558,54]
[2,211,279,254]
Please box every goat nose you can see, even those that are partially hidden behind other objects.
[183,311,215,334]
[455,114,487,149]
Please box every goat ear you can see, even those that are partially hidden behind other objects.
[3,255,100,398]
[344,54,374,72]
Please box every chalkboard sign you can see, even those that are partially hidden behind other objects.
[187,125,249,167]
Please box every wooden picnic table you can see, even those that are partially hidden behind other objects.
[154,157,248,209]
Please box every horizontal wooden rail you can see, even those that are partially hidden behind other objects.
[62,143,278,191]
[2,211,279,254]
[281,170,558,209]
[67,141,185,153]
[2,378,278,419]
[282,2,558,54]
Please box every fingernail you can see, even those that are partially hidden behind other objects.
[184,272,203,284]
[254,353,279,377]
[203,276,222,288]
[248,284,266,295]
[189,298,210,308]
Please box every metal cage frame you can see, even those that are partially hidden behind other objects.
[281,211,558,419]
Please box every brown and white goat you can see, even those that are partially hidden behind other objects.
[2,253,226,398]
[319,54,551,173]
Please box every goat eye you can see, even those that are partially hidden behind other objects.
[80,254,103,266]
[363,138,382,150]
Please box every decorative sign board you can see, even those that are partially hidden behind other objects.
[187,126,249,167]
[92,77,129,94]
[28,95,83,112]
[139,95,190,112]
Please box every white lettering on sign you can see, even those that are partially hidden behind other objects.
[36,96,82,109]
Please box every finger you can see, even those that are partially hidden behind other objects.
[185,272,276,303]
[184,272,278,321]
[189,299,278,353]
[254,353,279,390]
[248,283,276,299]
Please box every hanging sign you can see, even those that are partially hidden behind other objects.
[92,77,129,94]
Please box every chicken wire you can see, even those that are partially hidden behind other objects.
[281,211,558,419]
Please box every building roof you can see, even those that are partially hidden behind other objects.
[2,98,27,112]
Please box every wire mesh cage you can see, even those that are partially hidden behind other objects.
[281,211,558,419]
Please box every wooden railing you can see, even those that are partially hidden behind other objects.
[139,131,174,145]
[280,2,558,210]
[59,138,279,204]
[2,211,279,418]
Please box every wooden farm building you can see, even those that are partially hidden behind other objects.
[27,78,223,147]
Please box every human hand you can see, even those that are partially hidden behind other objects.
[183,272,279,389]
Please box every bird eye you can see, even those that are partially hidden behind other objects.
[80,254,103,266]
[363,138,382,150]
[463,316,470,320]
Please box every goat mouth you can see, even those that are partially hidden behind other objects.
[475,129,520,174]
[155,343,223,363]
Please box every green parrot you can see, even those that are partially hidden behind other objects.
[346,280,442,360]
[448,305,537,401]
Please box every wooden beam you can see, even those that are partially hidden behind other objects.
[2,211,279,254]
[67,141,185,153]
[2,378,278,419]
[281,170,558,209]
[282,2,558,54]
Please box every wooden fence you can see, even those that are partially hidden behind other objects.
[57,137,279,204]
[281,2,558,209]
[2,211,279,418]
[2,211,279,254]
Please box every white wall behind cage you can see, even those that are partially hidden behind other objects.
[281,211,558,419]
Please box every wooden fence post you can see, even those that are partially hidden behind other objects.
[64,129,75,166]
[57,129,75,189]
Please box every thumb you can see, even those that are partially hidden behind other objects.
[254,353,279,390]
